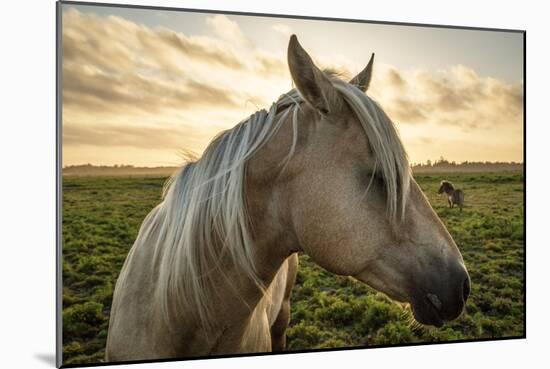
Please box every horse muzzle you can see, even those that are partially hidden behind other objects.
[410,264,471,327]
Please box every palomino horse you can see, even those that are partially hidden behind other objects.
[106,35,470,361]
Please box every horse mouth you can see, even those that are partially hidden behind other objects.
[411,295,445,327]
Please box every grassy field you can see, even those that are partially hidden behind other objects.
[61,172,524,365]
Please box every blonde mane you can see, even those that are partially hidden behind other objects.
[133,78,411,330]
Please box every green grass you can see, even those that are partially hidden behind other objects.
[61,172,524,364]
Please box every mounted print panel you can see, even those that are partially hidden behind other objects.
[57,1,525,367]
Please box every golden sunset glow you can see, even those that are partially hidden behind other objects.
[62,5,524,167]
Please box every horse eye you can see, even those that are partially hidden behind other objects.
[356,168,383,188]
[368,170,384,186]
[372,170,384,181]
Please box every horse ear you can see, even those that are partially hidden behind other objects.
[287,35,341,114]
[350,53,375,92]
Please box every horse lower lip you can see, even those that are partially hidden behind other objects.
[425,304,444,326]
[423,308,444,327]
[412,297,444,327]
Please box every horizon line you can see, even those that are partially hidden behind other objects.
[62,161,525,169]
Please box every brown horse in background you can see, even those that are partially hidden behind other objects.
[438,180,465,211]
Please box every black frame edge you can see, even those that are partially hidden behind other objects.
[522,30,526,339]
[56,1,64,367]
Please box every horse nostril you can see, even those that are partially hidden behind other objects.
[426,293,443,311]
[463,276,471,302]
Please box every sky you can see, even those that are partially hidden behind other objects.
[61,4,524,167]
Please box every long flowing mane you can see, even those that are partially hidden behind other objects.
[129,76,411,330]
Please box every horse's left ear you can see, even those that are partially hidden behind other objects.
[287,35,342,114]
[350,53,375,92]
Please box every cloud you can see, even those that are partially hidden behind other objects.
[62,8,292,120]
[61,6,522,167]
[63,9,246,73]
[62,62,238,116]
[386,68,406,88]
[206,15,248,46]
[254,51,288,78]
[386,97,427,123]
[63,124,186,149]
[62,8,299,165]
[373,64,523,130]
[153,27,246,70]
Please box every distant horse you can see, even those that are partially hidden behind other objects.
[438,180,465,211]
[106,35,470,361]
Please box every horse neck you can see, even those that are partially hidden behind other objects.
[209,157,301,320]
[190,225,292,346]
[156,224,292,350]
[192,104,300,334]
[206,188,297,328]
